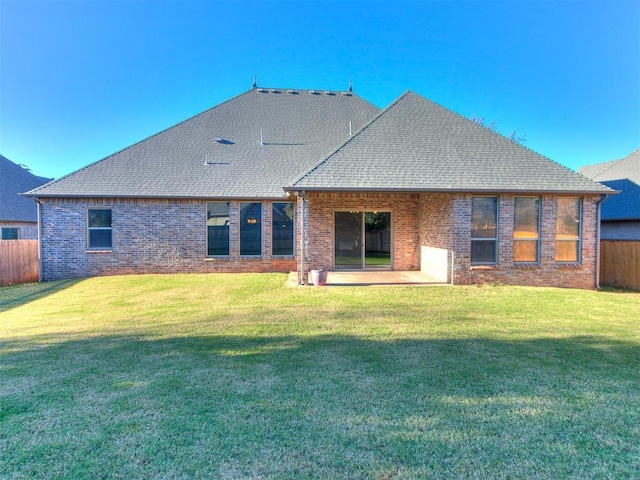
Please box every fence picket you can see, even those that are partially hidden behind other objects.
[600,240,640,291]
[0,240,39,286]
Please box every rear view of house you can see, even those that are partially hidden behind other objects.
[26,85,612,288]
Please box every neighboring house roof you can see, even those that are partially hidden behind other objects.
[579,148,640,220]
[26,88,379,199]
[0,154,52,222]
[290,91,613,194]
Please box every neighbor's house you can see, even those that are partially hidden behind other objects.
[579,148,640,240]
[0,154,51,240]
[25,86,613,288]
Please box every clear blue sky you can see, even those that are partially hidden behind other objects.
[1,0,638,180]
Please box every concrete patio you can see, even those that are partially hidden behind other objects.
[287,270,449,287]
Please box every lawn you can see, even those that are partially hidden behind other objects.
[1,274,639,479]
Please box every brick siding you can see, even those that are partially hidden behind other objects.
[439,193,599,288]
[39,198,295,281]
[40,193,600,288]
[0,222,38,240]
[302,192,599,289]
[299,192,420,281]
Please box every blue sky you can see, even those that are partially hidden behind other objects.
[1,0,638,180]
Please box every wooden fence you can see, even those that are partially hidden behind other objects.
[0,240,39,287]
[600,240,640,291]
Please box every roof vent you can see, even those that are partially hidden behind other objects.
[269,89,281,94]
[204,154,230,166]
[257,88,268,93]
[287,89,298,94]
[324,91,335,96]
[309,90,320,95]
[213,137,234,145]
[341,92,353,96]
[342,80,353,96]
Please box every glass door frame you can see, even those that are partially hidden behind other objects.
[334,210,392,271]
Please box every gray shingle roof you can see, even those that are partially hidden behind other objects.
[26,88,379,199]
[0,155,52,222]
[290,91,613,194]
[579,148,640,220]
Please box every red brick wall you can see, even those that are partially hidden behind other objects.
[40,192,600,289]
[449,194,600,289]
[418,193,453,282]
[304,192,600,289]
[39,198,295,280]
[301,192,420,277]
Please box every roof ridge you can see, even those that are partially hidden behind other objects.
[286,90,411,188]
[25,88,258,196]
[254,86,352,94]
[252,85,380,112]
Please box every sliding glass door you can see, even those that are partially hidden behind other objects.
[335,211,391,270]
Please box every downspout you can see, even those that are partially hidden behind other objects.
[35,198,43,282]
[595,194,608,290]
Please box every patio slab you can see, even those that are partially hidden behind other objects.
[287,271,449,287]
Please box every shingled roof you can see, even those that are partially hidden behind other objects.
[289,91,613,194]
[26,88,379,199]
[579,148,640,220]
[0,155,51,222]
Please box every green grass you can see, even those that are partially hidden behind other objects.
[1,274,639,479]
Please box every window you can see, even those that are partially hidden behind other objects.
[88,209,112,249]
[556,198,581,262]
[471,197,498,264]
[272,202,294,256]
[1,228,19,240]
[514,197,540,262]
[207,202,230,256]
[240,202,262,256]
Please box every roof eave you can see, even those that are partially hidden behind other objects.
[28,193,291,201]
[283,186,618,195]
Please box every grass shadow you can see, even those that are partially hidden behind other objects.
[2,332,639,479]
